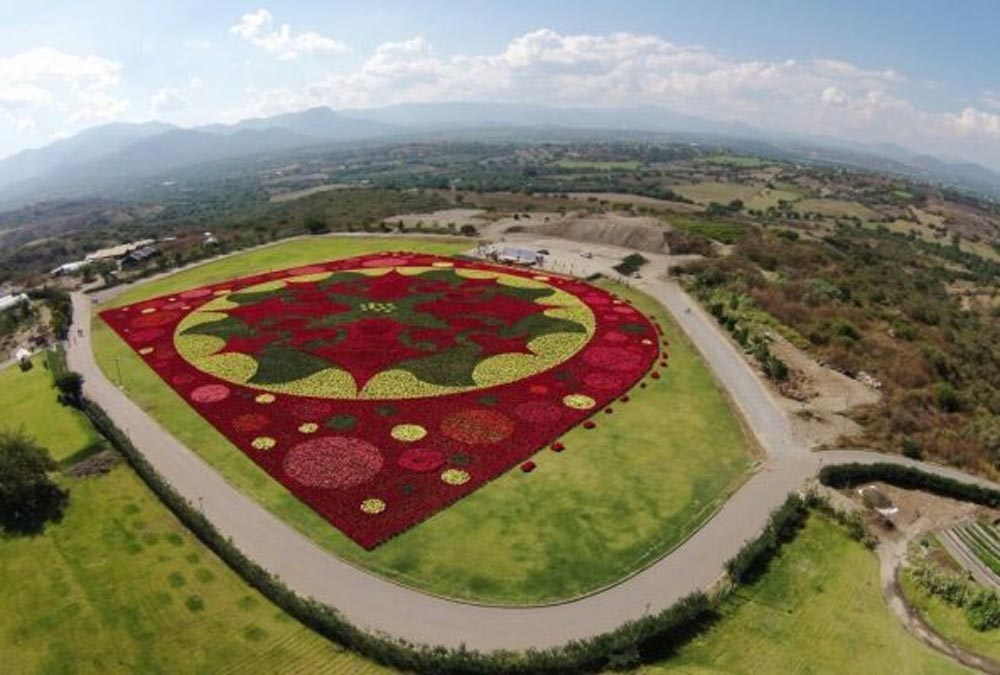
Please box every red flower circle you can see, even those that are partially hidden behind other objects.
[232,412,271,434]
[441,409,514,445]
[397,447,445,473]
[514,400,564,424]
[283,437,383,489]
[583,371,625,391]
[582,346,643,372]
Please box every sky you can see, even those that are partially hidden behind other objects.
[2,0,1000,167]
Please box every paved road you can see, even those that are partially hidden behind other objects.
[65,238,1000,652]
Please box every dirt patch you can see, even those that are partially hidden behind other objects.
[769,334,880,449]
[506,211,671,254]
[563,192,704,214]
[65,449,120,478]
[383,209,488,229]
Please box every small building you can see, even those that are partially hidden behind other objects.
[120,245,161,268]
[84,239,155,263]
[0,292,29,313]
[51,261,88,276]
[497,247,542,266]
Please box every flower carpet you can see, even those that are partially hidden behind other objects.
[100,252,661,548]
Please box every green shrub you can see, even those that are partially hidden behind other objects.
[818,463,1000,508]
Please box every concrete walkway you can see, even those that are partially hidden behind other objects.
[65,237,1000,652]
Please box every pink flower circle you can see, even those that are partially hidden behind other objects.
[190,384,230,403]
[283,437,384,489]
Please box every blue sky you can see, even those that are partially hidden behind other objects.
[2,1,1000,167]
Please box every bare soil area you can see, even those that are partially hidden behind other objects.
[768,334,881,449]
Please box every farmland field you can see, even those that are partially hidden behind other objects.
[901,570,1000,664]
[91,236,753,604]
[671,182,761,205]
[644,514,968,674]
[796,198,882,220]
[0,354,104,462]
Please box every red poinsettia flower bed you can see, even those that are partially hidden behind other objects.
[100,252,660,548]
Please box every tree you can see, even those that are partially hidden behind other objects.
[304,215,329,235]
[55,371,84,408]
[0,430,69,534]
[459,224,478,237]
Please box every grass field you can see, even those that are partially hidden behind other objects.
[0,463,386,675]
[644,514,968,674]
[796,198,882,221]
[92,236,753,604]
[671,182,761,206]
[0,354,103,462]
[669,217,751,244]
[746,187,801,211]
[901,571,1000,664]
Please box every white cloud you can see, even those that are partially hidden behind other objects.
[230,8,350,60]
[150,87,188,115]
[226,28,1000,167]
[0,47,127,132]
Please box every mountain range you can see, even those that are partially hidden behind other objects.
[0,103,997,206]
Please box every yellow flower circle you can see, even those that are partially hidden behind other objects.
[141,307,156,314]
[251,436,276,451]
[360,498,386,514]
[138,347,154,355]
[298,422,319,434]
[441,469,471,485]
[391,424,427,442]
[431,261,454,268]
[641,338,653,345]
[563,393,596,410]
[255,393,276,404]
[533,275,550,281]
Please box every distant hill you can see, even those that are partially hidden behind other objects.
[0,122,175,189]
[0,102,997,206]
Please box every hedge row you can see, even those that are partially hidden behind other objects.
[818,463,1000,508]
[724,493,808,583]
[81,397,715,674]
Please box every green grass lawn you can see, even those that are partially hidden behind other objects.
[92,236,753,604]
[0,463,387,675]
[643,514,967,674]
[901,570,1000,663]
[0,355,103,463]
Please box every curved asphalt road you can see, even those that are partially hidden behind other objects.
[65,241,1000,652]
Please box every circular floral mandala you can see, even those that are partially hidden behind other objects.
[173,265,596,400]
[283,437,384,489]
